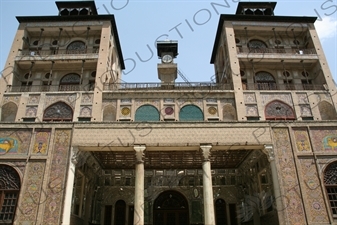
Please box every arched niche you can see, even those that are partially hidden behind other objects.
[1,102,18,122]
[103,105,116,121]
[318,101,337,120]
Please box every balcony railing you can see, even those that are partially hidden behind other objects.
[244,83,325,91]
[237,47,316,55]
[6,82,234,93]
[7,84,94,93]
[17,48,99,57]
[103,82,233,91]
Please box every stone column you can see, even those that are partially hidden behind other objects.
[133,145,146,225]
[200,145,215,225]
[263,144,283,224]
[61,146,78,224]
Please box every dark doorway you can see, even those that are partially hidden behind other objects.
[104,205,112,225]
[153,190,189,225]
[114,200,126,225]
[215,198,227,225]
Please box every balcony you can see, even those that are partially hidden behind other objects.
[237,47,317,56]
[103,82,233,91]
[6,82,233,93]
[244,83,325,91]
[16,48,99,61]
[7,84,94,93]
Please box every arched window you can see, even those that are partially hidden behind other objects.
[59,73,81,91]
[248,39,267,52]
[255,71,276,90]
[1,102,18,122]
[43,102,73,122]
[153,191,189,225]
[223,104,237,121]
[324,161,337,217]
[103,105,116,121]
[0,165,21,224]
[66,41,86,54]
[265,100,295,120]
[135,105,160,122]
[215,199,227,225]
[114,200,126,225]
[318,101,337,120]
[179,105,204,121]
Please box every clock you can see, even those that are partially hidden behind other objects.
[162,54,173,63]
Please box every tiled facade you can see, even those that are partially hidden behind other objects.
[0,1,337,225]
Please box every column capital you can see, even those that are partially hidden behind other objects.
[71,146,79,165]
[263,144,275,162]
[134,145,146,163]
[200,145,212,161]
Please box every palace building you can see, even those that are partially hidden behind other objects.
[0,1,337,225]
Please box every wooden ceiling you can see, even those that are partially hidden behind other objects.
[92,150,252,169]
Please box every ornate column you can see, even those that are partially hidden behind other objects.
[133,145,146,225]
[61,146,78,224]
[200,145,215,225]
[263,144,283,222]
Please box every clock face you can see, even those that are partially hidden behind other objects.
[162,54,173,63]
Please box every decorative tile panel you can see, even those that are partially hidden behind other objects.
[32,129,51,155]
[81,93,93,104]
[298,159,329,223]
[28,95,40,105]
[45,94,77,109]
[293,129,312,152]
[273,128,306,225]
[2,95,21,105]
[261,94,293,107]
[0,129,32,154]
[42,129,71,225]
[246,105,258,117]
[25,107,37,117]
[80,106,92,117]
[310,128,337,152]
[300,105,312,117]
[16,162,46,224]
[244,93,256,104]
[297,93,309,104]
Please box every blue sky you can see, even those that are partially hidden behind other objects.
[0,0,336,83]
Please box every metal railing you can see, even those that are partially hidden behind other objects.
[7,82,324,93]
[17,48,99,57]
[7,84,94,93]
[237,47,316,55]
[244,83,324,91]
[103,82,234,91]
[6,82,234,93]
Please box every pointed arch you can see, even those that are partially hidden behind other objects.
[324,161,337,217]
[179,104,204,121]
[135,105,160,122]
[265,100,295,120]
[103,105,116,121]
[0,164,21,224]
[1,102,18,122]
[43,101,73,122]
[222,104,237,121]
[318,101,337,120]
